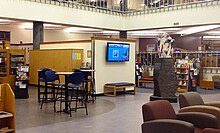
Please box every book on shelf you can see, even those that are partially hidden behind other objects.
[0,111,13,119]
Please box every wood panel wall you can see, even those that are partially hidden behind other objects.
[29,49,83,85]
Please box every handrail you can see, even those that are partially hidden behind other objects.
[26,0,219,15]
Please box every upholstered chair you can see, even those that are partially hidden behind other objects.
[142,100,219,133]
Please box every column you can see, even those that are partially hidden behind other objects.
[119,31,127,39]
[33,21,44,50]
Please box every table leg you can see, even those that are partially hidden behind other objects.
[64,75,69,111]
[85,81,89,102]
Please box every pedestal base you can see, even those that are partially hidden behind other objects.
[150,95,177,103]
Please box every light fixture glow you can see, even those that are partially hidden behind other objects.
[21,23,63,30]
[159,28,181,31]
[102,31,119,34]
[177,25,220,35]
[128,30,165,34]
[203,36,220,39]
[64,27,101,33]
[0,19,11,22]
[206,31,220,35]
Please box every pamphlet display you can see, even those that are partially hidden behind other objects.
[15,66,29,99]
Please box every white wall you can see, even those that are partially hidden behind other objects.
[44,30,92,42]
[93,38,136,94]
[1,0,220,31]
[124,2,220,30]
[0,24,32,44]
[0,24,92,44]
[40,41,92,63]
[0,0,123,30]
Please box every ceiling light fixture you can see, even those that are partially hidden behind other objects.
[177,25,220,36]
[206,31,220,35]
[102,31,119,34]
[21,23,64,30]
[203,36,220,39]
[64,27,101,33]
[159,28,181,31]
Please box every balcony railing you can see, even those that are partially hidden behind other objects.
[26,0,220,15]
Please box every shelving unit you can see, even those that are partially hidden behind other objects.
[15,66,29,99]
[0,83,15,133]
[175,59,189,92]
[0,52,7,76]
[0,49,26,90]
[10,49,26,75]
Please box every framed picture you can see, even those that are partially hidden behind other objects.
[87,50,92,58]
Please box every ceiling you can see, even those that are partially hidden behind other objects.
[0,18,220,40]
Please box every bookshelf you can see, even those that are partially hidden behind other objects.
[0,83,15,133]
[175,59,189,92]
[0,49,26,90]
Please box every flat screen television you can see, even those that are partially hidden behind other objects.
[106,42,130,62]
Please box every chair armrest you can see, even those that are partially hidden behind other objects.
[177,112,218,129]
[202,128,220,133]
[205,102,220,108]
[178,105,220,125]
[142,119,194,133]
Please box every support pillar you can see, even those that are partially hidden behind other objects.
[119,31,127,39]
[33,21,44,50]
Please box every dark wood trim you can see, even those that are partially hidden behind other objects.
[40,40,91,45]
[0,43,33,46]
[91,37,137,42]
[11,43,33,46]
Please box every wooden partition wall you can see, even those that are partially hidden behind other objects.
[29,49,83,85]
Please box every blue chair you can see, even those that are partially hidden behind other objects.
[40,69,63,112]
[81,68,96,103]
[74,68,96,103]
[38,68,51,102]
[66,72,88,117]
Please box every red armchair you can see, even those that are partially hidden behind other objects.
[142,100,219,133]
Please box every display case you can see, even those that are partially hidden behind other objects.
[199,67,219,89]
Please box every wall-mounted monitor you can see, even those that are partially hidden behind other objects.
[106,42,130,62]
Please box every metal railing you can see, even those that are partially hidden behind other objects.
[27,0,220,15]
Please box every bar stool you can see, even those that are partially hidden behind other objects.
[40,69,61,112]
[38,68,51,102]
[80,68,96,103]
[74,68,96,103]
[66,72,88,117]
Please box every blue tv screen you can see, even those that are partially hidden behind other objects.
[106,42,130,62]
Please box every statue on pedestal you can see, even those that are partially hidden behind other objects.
[150,33,177,102]
[158,33,174,58]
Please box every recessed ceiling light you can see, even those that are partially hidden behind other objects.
[128,30,165,34]
[177,25,220,35]
[21,23,63,30]
[64,27,101,33]
[0,19,11,22]
[102,31,119,34]
[206,31,220,34]
[159,28,181,31]
[203,36,220,39]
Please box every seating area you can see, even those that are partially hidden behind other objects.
[142,100,220,133]
[37,68,95,117]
